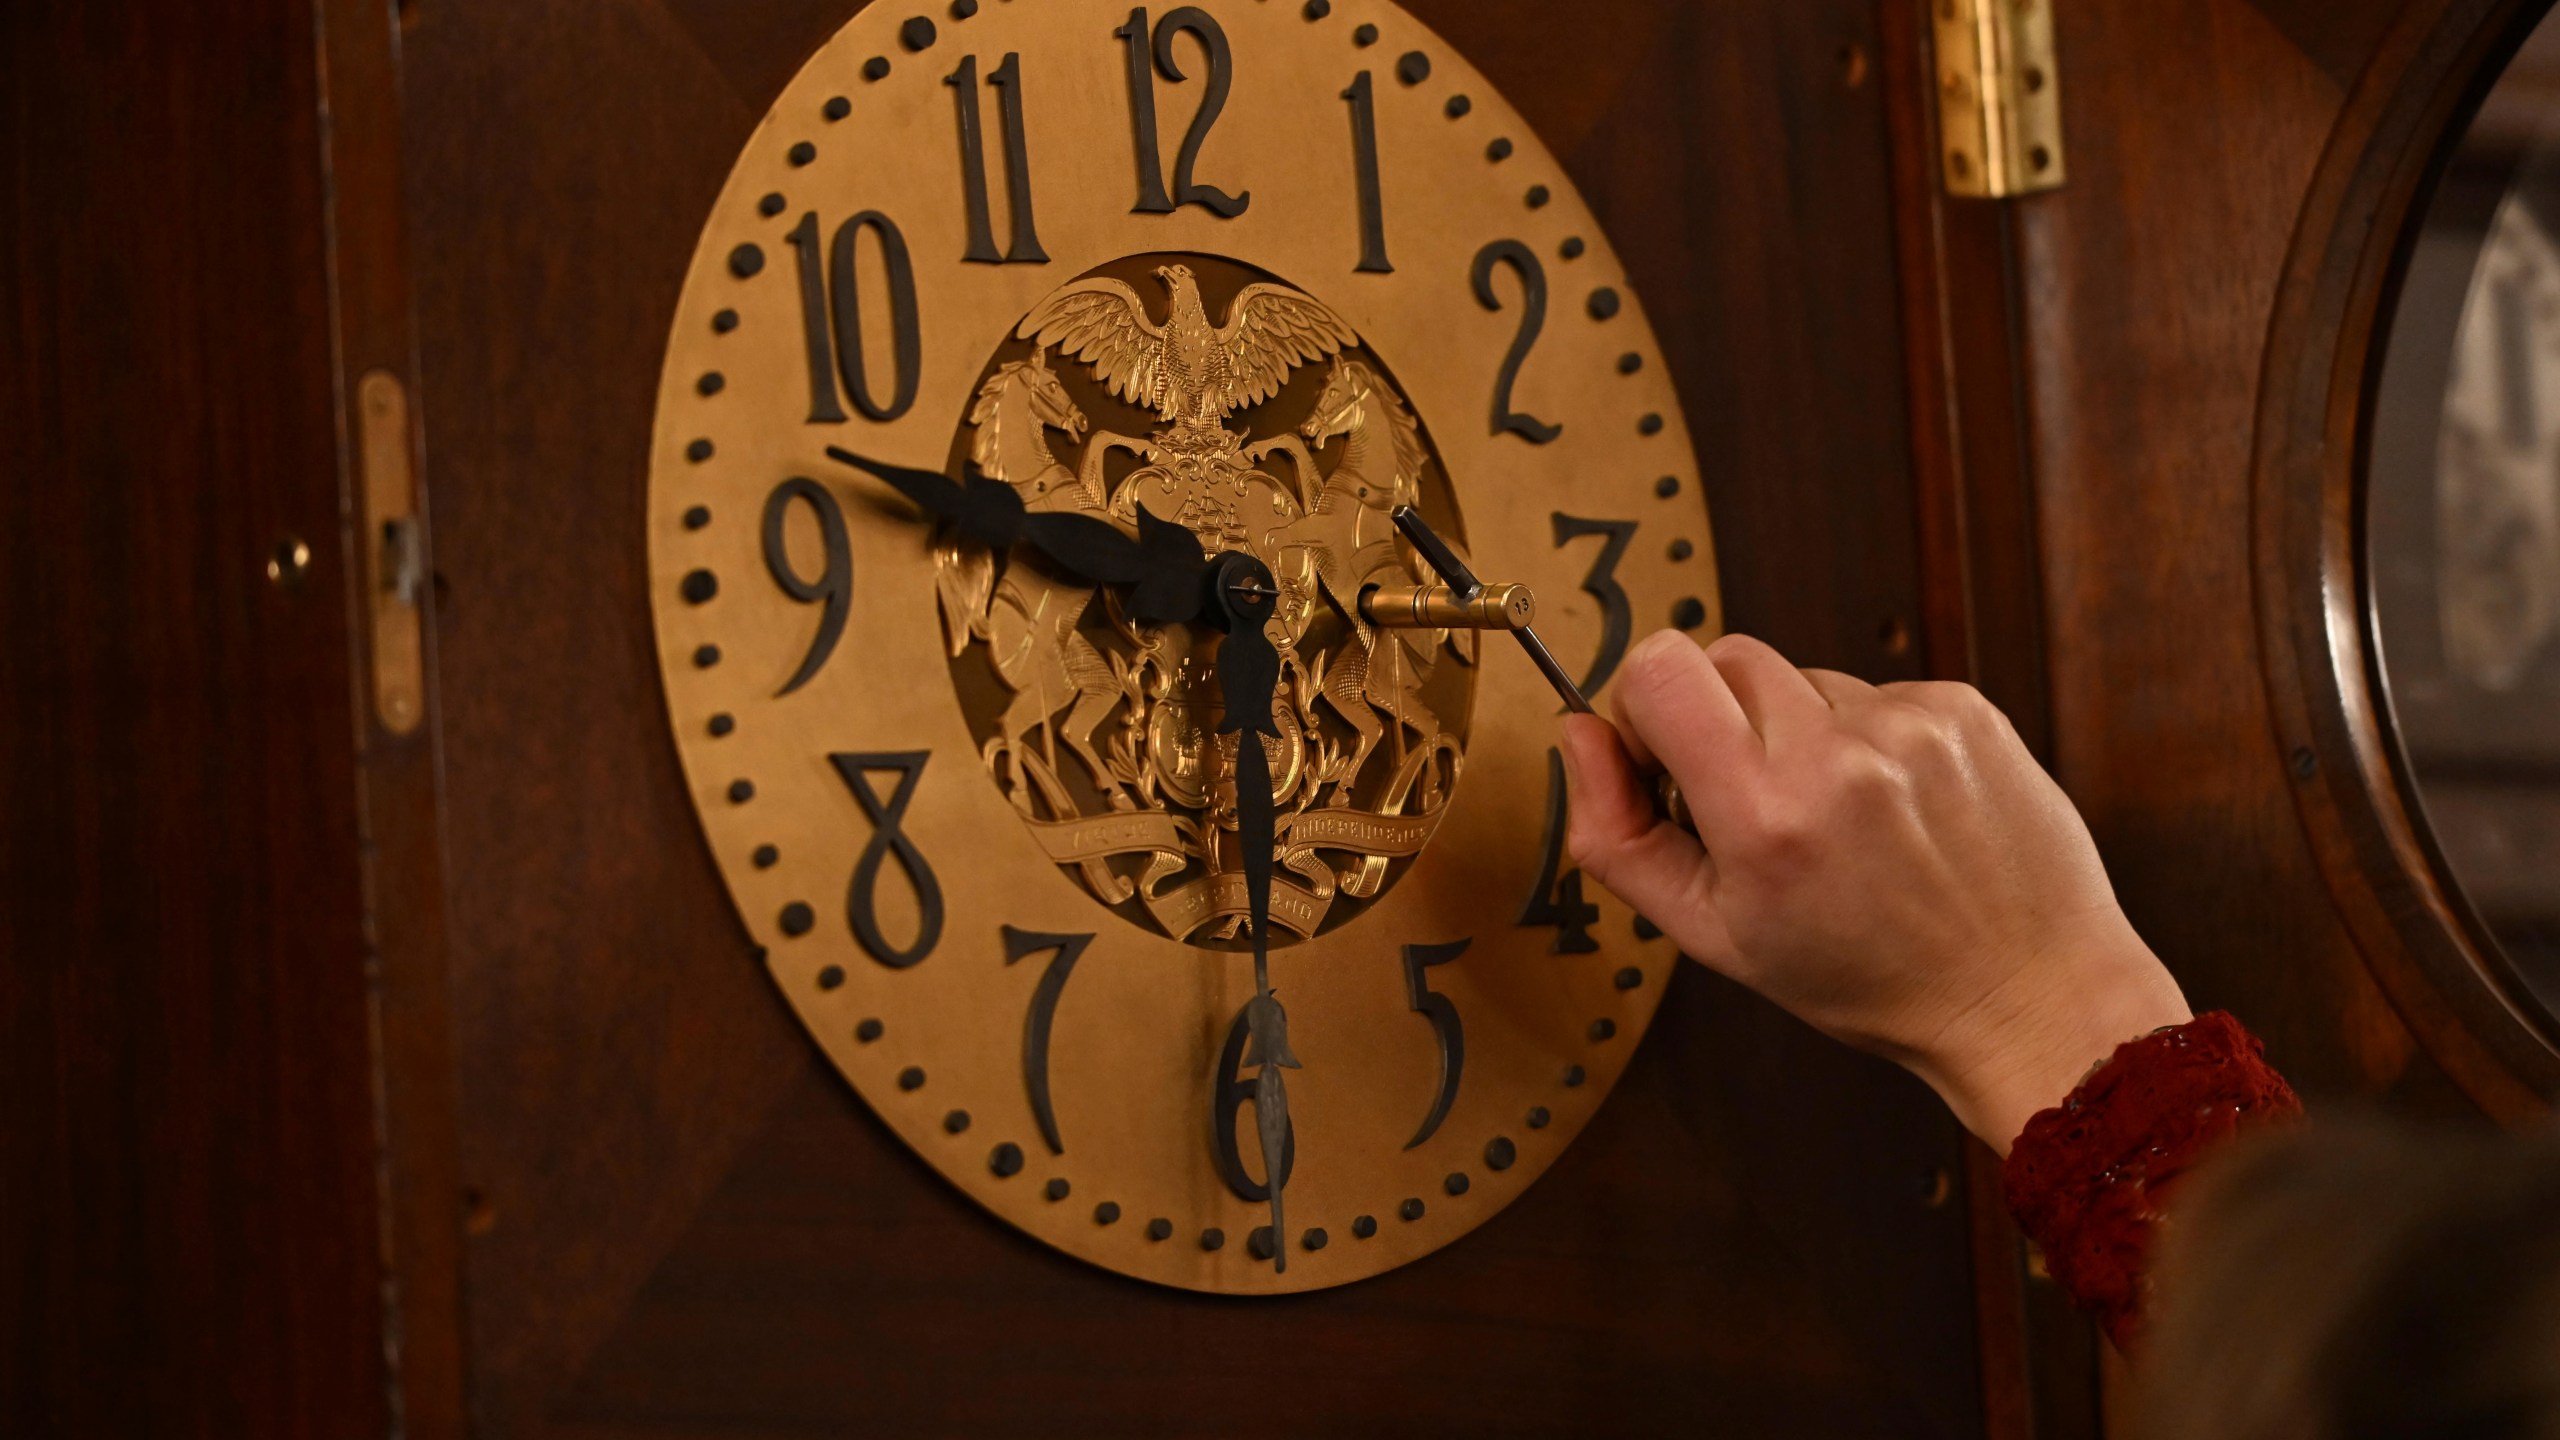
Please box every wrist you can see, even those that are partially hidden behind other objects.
[1928,932,2192,1155]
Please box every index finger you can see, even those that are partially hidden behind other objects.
[1610,631,1763,837]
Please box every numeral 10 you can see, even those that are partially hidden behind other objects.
[788,210,923,425]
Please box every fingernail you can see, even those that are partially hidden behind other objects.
[1626,629,1688,671]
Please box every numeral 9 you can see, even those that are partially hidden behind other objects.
[762,477,853,696]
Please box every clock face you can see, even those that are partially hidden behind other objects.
[648,0,1719,1294]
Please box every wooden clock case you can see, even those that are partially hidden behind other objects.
[10,0,2553,1435]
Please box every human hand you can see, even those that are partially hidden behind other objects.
[1560,632,2191,1153]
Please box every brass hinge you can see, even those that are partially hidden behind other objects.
[1932,0,2065,198]
[358,369,427,736]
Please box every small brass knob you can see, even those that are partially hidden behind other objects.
[1358,582,1536,632]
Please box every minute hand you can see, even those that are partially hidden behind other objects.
[1208,551,1298,1274]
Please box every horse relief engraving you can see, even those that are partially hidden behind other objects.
[935,255,1478,944]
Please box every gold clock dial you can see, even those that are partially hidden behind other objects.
[649,0,1719,1295]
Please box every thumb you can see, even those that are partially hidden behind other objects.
[1559,714,1734,968]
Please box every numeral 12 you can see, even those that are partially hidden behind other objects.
[1115,6,1250,218]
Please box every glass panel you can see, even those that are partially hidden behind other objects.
[2369,15,2560,1014]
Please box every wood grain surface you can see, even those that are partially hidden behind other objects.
[24,0,2545,1433]
[399,0,1985,1433]
[2012,0,2500,1113]
[0,1,392,1435]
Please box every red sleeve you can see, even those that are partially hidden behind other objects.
[2001,1011,2302,1350]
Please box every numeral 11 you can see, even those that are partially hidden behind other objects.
[948,53,1048,265]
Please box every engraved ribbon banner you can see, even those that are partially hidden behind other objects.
[1024,810,1192,865]
[1020,805,1449,940]
[1145,872,1334,940]
[1282,808,1441,858]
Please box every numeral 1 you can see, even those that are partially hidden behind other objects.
[948,53,1048,265]
[788,214,850,424]
[1343,71,1393,274]
[1519,748,1601,954]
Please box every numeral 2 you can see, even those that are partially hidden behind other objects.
[1471,240,1563,443]
[1402,939,1469,1149]
[948,53,1048,265]
[1003,927,1089,1155]
[1552,513,1637,697]
[1115,6,1249,218]
[788,210,923,424]
[761,477,853,696]
[1519,748,1600,954]
[830,752,945,968]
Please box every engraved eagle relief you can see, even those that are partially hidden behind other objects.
[937,257,1477,944]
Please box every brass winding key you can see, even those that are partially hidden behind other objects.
[1378,508,1697,834]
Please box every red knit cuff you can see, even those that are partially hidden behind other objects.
[2001,1011,2302,1349]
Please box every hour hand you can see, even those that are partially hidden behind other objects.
[827,447,1209,625]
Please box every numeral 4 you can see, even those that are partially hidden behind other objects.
[1519,748,1600,954]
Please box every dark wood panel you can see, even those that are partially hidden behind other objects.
[556,974,1976,1438]
[1875,2,2087,1432]
[0,0,392,1434]
[401,0,1985,1434]
[2016,0,2481,1104]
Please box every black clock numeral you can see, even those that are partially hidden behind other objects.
[789,210,923,425]
[1552,513,1637,697]
[1114,6,1249,219]
[1211,999,1296,1203]
[787,213,850,425]
[948,53,1049,265]
[830,752,946,968]
[1113,8,1174,211]
[830,212,923,421]
[1401,939,1469,1149]
[1003,926,1090,1155]
[1471,240,1563,444]
[1342,71,1392,274]
[1519,748,1601,955]
[761,477,853,696]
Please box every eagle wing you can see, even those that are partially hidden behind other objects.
[1017,279,1166,413]
[1219,284,1359,414]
